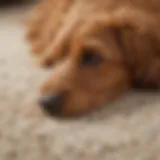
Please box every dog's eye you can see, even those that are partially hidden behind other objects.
[80,48,102,67]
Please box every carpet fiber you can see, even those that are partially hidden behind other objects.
[0,6,160,160]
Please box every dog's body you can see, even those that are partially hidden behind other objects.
[27,0,160,117]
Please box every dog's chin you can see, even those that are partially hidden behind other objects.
[41,110,88,120]
[40,104,105,120]
[41,111,86,120]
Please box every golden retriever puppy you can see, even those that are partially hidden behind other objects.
[26,0,160,117]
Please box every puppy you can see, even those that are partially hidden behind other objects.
[26,0,160,117]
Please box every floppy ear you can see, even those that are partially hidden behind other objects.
[107,9,160,76]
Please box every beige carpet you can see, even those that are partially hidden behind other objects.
[0,5,160,160]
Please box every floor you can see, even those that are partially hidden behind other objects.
[0,4,160,160]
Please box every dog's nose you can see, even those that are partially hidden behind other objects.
[39,94,63,114]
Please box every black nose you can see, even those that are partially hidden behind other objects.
[39,94,63,114]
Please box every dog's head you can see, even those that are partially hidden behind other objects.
[38,12,133,117]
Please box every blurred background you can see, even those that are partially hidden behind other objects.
[0,1,160,160]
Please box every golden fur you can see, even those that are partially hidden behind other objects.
[26,0,160,116]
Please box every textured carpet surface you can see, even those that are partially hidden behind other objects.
[0,6,160,160]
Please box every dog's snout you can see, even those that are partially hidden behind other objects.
[39,94,63,114]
